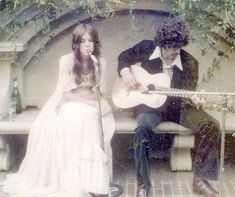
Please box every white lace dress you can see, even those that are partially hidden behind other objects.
[1,53,115,197]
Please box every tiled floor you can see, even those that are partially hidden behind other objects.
[1,135,235,197]
[0,159,235,196]
[112,158,235,196]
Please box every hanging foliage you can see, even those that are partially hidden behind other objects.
[171,0,235,52]
[0,0,234,83]
[169,0,235,83]
[1,0,233,50]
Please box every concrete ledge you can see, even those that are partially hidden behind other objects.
[0,109,194,134]
[1,109,235,134]
[0,109,39,134]
[0,108,196,173]
[0,42,28,52]
[113,110,193,134]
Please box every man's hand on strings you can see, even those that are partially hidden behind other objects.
[120,67,139,90]
[191,92,206,108]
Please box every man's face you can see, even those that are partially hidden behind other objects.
[162,46,181,60]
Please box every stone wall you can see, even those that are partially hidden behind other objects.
[1,0,234,111]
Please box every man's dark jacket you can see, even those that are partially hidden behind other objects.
[117,40,199,123]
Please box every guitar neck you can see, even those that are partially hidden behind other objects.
[146,88,235,98]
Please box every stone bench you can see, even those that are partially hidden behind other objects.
[0,108,200,172]
[1,108,235,172]
[0,9,234,175]
[114,109,195,171]
[1,104,235,171]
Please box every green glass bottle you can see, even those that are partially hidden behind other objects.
[11,78,22,114]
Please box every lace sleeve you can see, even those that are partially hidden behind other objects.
[55,55,76,94]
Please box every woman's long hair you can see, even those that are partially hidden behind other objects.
[72,23,101,84]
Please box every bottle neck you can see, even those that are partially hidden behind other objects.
[13,79,18,88]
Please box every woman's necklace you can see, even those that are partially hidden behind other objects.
[81,73,89,81]
[81,62,91,81]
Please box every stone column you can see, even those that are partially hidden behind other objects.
[0,42,28,119]
[0,42,28,170]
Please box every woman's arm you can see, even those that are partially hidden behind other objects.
[55,54,75,93]
[63,91,98,107]
[56,91,98,112]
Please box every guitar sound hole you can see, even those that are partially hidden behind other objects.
[147,84,156,91]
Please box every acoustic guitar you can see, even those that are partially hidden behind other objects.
[112,65,235,109]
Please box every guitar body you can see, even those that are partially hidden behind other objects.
[112,65,171,109]
[112,65,235,109]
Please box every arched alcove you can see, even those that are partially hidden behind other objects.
[23,9,172,107]
[21,8,235,109]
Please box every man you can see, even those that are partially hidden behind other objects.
[117,17,220,197]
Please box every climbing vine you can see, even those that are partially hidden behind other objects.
[1,0,234,50]
[0,0,235,83]
[170,0,235,83]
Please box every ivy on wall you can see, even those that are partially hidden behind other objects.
[0,0,130,42]
[170,0,235,83]
[1,0,234,51]
[0,0,235,83]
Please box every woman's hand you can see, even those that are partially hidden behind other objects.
[65,91,97,107]
[63,91,74,101]
[55,91,73,112]
[56,90,101,113]
[55,98,66,112]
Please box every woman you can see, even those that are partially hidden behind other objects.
[1,24,115,197]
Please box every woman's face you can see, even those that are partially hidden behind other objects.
[79,32,95,57]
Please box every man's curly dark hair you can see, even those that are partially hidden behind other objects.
[154,17,190,48]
